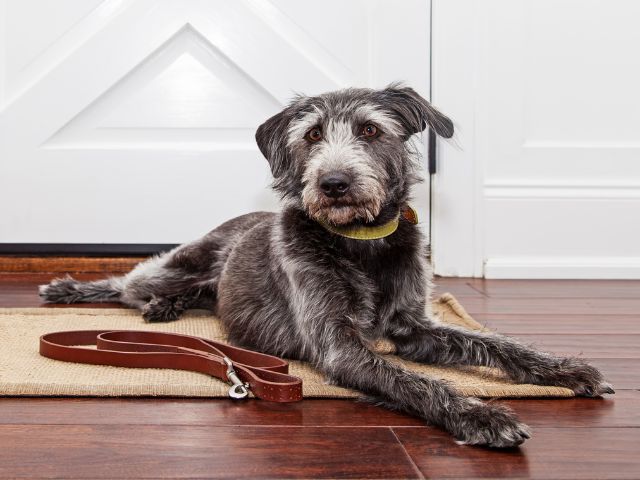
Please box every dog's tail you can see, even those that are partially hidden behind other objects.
[39,275,123,304]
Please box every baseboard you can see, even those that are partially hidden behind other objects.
[0,244,178,255]
[484,256,640,279]
[0,256,146,273]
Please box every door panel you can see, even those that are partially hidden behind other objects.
[0,0,432,244]
[432,0,640,278]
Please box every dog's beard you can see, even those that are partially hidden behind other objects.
[302,186,384,225]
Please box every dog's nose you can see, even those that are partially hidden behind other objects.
[319,172,351,198]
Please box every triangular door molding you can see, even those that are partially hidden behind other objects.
[43,24,282,150]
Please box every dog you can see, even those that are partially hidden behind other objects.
[40,84,614,448]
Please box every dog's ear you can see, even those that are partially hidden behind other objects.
[255,107,294,179]
[380,84,454,139]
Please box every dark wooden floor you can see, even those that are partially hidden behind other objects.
[1,274,639,479]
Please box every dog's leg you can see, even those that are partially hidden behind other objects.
[313,328,531,447]
[39,275,123,304]
[389,316,614,397]
[275,258,527,447]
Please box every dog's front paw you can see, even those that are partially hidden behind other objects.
[554,358,615,397]
[452,400,531,448]
[142,297,183,323]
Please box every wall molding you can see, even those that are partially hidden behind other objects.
[0,256,147,273]
[485,180,640,199]
[485,256,640,280]
[523,140,640,150]
[0,243,177,255]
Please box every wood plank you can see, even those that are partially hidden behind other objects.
[0,274,485,295]
[500,334,640,358]
[502,390,640,428]
[0,257,145,274]
[474,313,640,335]
[4,275,640,301]
[0,392,637,428]
[393,426,640,479]
[0,425,420,479]
[0,272,112,281]
[588,358,640,389]
[433,277,487,297]
[0,274,485,306]
[468,279,640,299]
[0,273,122,307]
[0,398,423,427]
[0,295,122,308]
[458,297,640,315]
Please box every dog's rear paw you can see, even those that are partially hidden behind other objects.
[453,400,531,448]
[39,276,80,304]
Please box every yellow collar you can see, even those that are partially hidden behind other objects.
[317,205,418,241]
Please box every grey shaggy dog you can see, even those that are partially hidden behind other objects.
[40,84,614,448]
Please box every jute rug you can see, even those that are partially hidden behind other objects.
[0,294,573,398]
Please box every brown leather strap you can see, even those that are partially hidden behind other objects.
[39,330,303,402]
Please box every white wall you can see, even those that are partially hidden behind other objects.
[432,0,640,279]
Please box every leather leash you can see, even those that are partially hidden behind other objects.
[39,330,303,402]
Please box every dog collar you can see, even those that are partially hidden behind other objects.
[317,205,418,240]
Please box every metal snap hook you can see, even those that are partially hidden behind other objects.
[223,357,250,400]
[228,383,249,399]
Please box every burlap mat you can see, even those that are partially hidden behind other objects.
[0,294,573,398]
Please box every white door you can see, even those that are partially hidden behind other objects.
[0,0,432,246]
[432,0,640,279]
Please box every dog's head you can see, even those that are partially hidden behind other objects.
[255,84,453,226]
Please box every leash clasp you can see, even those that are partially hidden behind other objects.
[223,357,249,399]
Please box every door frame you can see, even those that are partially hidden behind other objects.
[430,0,484,277]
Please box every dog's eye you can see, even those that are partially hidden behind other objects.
[306,127,323,142]
[362,124,379,138]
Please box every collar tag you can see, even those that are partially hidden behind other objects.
[401,205,419,224]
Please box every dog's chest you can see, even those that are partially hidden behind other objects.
[352,242,426,323]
